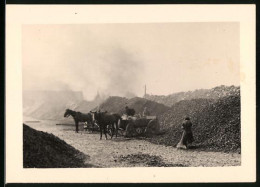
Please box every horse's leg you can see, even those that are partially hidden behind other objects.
[109,124,113,139]
[92,122,94,133]
[115,121,119,138]
[83,122,86,132]
[111,123,115,139]
[84,122,89,133]
[99,125,103,140]
[75,121,79,133]
[104,125,108,140]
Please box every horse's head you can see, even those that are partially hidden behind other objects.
[64,109,72,118]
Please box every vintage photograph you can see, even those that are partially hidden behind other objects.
[22,22,241,168]
[6,5,255,183]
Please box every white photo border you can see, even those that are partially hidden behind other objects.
[6,4,256,183]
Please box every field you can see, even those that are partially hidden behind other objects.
[24,117,241,168]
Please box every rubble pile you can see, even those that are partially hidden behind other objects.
[150,95,240,153]
[23,124,93,168]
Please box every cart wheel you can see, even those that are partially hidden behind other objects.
[146,119,159,135]
[125,123,135,137]
[117,128,125,136]
[136,127,144,135]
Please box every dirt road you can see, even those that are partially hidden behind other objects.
[25,119,240,167]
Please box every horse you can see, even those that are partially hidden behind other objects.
[90,111,121,140]
[64,109,94,133]
[111,113,121,138]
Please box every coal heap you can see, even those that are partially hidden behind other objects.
[95,96,128,114]
[145,85,240,107]
[97,96,170,116]
[118,154,186,167]
[158,98,215,129]
[150,95,240,153]
[23,124,93,168]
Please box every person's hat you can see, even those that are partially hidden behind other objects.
[185,117,190,120]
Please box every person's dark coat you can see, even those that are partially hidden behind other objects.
[177,118,194,149]
[181,119,194,146]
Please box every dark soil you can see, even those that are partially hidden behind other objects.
[118,154,187,167]
[23,124,94,168]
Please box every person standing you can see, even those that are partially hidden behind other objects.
[177,117,194,149]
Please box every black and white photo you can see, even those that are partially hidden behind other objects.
[6,5,256,183]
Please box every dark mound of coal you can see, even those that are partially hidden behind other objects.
[145,85,240,107]
[158,98,215,129]
[23,124,93,168]
[94,96,128,114]
[150,96,240,153]
[96,96,170,116]
[118,154,186,167]
[127,97,170,116]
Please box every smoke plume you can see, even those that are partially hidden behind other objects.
[100,46,144,98]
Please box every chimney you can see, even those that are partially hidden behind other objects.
[144,84,147,98]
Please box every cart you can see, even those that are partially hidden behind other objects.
[118,114,160,137]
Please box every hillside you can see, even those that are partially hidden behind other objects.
[145,85,240,107]
[95,96,170,116]
[23,90,104,120]
[74,93,105,113]
[149,95,240,153]
[23,90,84,119]
[23,124,93,168]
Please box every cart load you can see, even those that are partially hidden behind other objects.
[119,114,160,137]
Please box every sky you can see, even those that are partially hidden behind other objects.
[22,23,240,100]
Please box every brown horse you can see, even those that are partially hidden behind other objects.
[91,111,121,140]
[64,109,94,133]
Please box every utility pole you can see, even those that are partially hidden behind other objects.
[144,84,146,97]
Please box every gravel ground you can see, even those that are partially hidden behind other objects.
[25,119,241,168]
